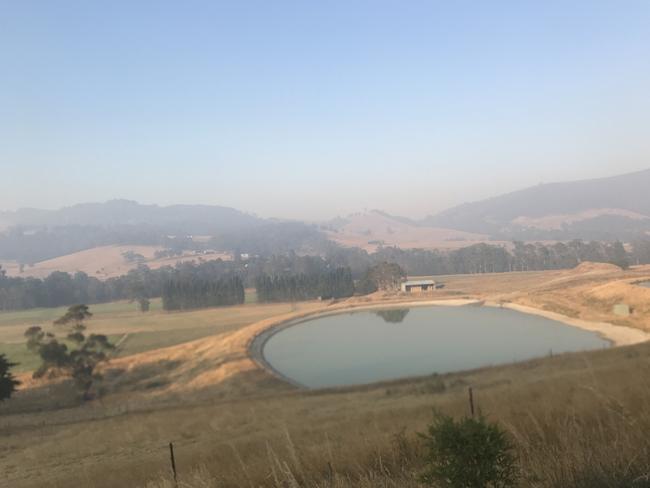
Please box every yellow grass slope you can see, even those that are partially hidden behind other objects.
[0,244,232,280]
[432,262,650,332]
[326,211,500,251]
[102,302,324,400]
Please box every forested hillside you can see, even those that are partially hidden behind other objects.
[0,200,271,263]
[423,168,650,240]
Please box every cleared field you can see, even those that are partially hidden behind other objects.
[0,291,283,373]
[2,334,124,373]
[326,211,506,251]
[0,244,232,280]
[0,299,161,328]
[3,264,650,487]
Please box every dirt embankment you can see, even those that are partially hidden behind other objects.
[498,265,650,335]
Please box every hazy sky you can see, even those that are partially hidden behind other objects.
[2,1,650,219]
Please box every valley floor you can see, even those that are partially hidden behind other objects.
[2,263,650,487]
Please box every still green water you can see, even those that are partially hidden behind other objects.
[262,305,610,388]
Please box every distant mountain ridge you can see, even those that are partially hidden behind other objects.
[2,168,650,252]
[0,200,332,263]
[422,168,650,240]
[0,199,263,235]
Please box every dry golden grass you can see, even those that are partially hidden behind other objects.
[438,264,650,333]
[0,245,232,280]
[4,264,650,487]
[2,300,323,393]
[4,342,650,488]
[0,297,301,345]
[325,211,503,251]
[0,245,163,279]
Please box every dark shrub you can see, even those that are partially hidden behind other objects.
[420,412,517,488]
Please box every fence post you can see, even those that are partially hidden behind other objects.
[169,442,178,486]
[468,387,475,418]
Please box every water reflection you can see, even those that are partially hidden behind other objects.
[374,308,410,323]
[263,305,610,389]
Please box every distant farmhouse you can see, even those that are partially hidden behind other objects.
[400,278,439,293]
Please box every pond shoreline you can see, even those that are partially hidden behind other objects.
[490,302,650,346]
[248,298,480,389]
[248,297,650,389]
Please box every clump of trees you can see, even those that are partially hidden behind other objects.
[162,276,244,310]
[420,412,518,487]
[124,265,153,312]
[0,354,20,401]
[25,305,114,400]
[154,248,184,259]
[630,239,650,265]
[121,250,146,263]
[255,267,354,302]
[356,262,406,294]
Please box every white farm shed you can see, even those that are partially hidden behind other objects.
[400,279,436,293]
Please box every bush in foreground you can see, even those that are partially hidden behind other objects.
[0,353,20,401]
[420,411,518,488]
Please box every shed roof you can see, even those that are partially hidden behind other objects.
[403,279,436,286]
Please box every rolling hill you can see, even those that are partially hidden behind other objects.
[422,168,650,240]
[0,201,323,263]
[3,168,650,267]
[323,210,497,251]
[0,245,232,280]
[0,199,263,235]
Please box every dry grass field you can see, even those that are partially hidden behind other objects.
[0,294,306,373]
[325,211,506,251]
[2,264,650,487]
[0,245,232,280]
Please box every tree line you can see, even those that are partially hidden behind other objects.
[162,275,244,310]
[369,240,633,276]
[0,266,166,311]
[255,267,354,302]
[2,239,649,311]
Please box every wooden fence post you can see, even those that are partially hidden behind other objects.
[468,387,475,418]
[169,442,178,486]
